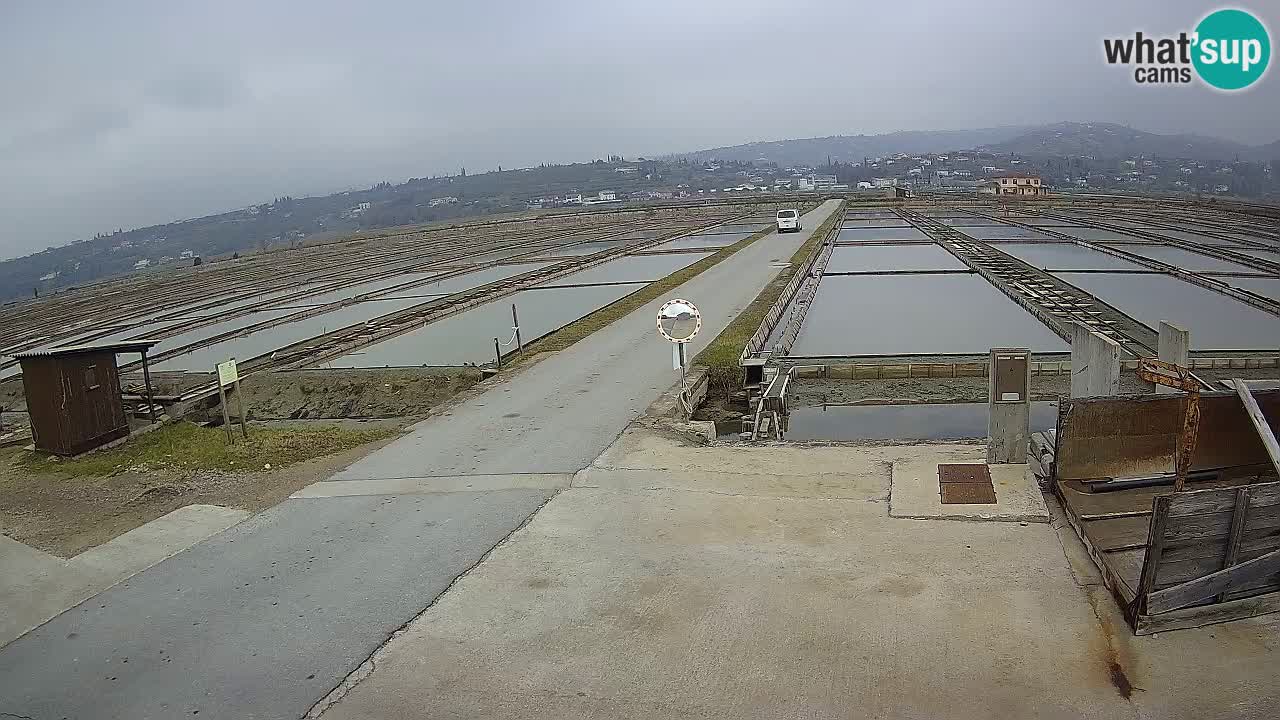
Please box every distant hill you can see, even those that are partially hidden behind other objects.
[982,122,1254,162]
[670,127,1034,167]
[674,122,1276,167]
[0,159,732,303]
[6,121,1278,304]
[1257,139,1280,161]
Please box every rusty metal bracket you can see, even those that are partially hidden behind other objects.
[1136,357,1202,392]
[1137,358,1201,492]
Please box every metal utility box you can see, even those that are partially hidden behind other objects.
[15,340,159,456]
[988,347,1031,464]
[991,349,1030,403]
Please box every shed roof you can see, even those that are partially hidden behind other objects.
[13,339,160,360]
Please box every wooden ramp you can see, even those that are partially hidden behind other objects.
[1053,389,1280,634]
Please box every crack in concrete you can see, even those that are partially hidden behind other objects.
[304,489,562,718]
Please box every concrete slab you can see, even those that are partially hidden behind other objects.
[1,504,247,648]
[891,451,1049,522]
[313,435,1280,720]
[293,473,573,498]
[0,533,63,580]
[67,504,249,578]
[0,490,554,720]
[574,466,882,500]
[309,466,1090,717]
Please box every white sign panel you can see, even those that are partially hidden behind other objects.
[216,359,239,387]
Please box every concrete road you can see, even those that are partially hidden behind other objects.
[332,200,841,478]
[0,200,843,719]
[318,427,1280,720]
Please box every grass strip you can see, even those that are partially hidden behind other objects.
[19,421,397,477]
[692,203,844,394]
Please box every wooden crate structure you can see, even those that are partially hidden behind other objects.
[1053,390,1280,634]
[1132,483,1280,632]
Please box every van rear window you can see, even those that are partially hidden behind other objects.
[777,210,796,218]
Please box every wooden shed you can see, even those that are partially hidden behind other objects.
[14,340,159,456]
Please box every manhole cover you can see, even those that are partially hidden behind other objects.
[938,463,996,504]
[938,463,992,484]
[940,482,997,504]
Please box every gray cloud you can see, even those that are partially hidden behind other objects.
[1,0,1276,258]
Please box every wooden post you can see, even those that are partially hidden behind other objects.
[494,338,502,369]
[233,376,249,440]
[1131,494,1171,621]
[1218,487,1251,602]
[217,374,233,444]
[1233,378,1280,477]
[140,348,158,424]
[512,303,523,356]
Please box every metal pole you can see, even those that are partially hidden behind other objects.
[140,349,158,424]
[678,343,688,418]
[494,338,502,369]
[512,303,523,356]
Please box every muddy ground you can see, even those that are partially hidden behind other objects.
[228,367,483,419]
[0,366,490,557]
[0,379,24,415]
[0,419,406,558]
[788,367,1280,406]
[4,366,484,422]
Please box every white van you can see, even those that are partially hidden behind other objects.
[776,209,800,233]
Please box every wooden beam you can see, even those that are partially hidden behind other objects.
[1218,487,1250,603]
[1136,590,1280,634]
[1233,378,1280,478]
[1146,546,1280,614]
[1131,494,1171,621]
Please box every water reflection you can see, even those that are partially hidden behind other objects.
[780,401,1059,441]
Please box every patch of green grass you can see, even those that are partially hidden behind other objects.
[18,421,398,477]
[693,204,845,393]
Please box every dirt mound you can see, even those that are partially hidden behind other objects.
[234,367,483,420]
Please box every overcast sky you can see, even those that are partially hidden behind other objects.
[1,0,1276,259]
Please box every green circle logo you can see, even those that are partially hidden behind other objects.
[1192,8,1271,90]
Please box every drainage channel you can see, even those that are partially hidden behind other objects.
[896,208,1158,355]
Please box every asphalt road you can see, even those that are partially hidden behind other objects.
[0,200,842,719]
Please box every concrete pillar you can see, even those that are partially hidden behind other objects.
[1070,323,1120,398]
[988,347,1031,465]
[1156,321,1190,394]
